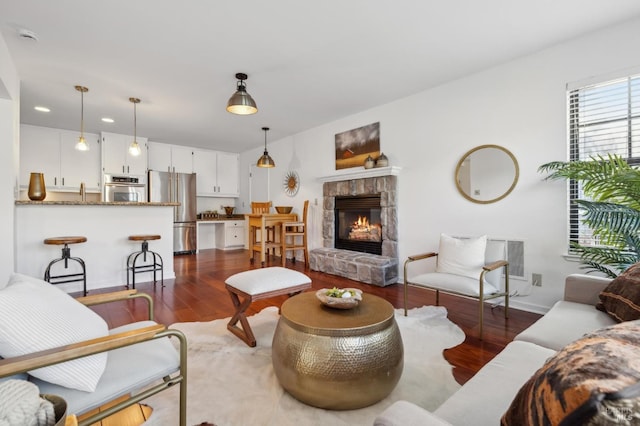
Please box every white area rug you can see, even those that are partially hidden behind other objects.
[144,305,464,425]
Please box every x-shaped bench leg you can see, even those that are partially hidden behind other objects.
[226,289,257,347]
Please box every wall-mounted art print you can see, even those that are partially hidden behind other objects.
[335,122,380,170]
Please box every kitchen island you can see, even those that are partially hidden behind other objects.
[15,200,178,293]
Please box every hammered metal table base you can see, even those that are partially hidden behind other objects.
[272,292,404,410]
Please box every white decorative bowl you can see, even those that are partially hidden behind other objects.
[316,288,363,309]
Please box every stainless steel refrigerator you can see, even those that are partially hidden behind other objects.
[148,170,197,254]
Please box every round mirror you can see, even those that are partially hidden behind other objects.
[455,144,519,204]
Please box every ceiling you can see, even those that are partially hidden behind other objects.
[3,1,640,154]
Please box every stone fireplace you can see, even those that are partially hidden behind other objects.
[310,167,399,286]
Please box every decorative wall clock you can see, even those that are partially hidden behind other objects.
[283,171,300,197]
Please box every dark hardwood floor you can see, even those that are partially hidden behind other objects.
[89,248,542,385]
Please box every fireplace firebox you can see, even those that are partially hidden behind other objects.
[334,195,382,255]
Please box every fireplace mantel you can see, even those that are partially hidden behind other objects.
[317,166,402,183]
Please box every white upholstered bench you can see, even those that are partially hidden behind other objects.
[225,267,312,346]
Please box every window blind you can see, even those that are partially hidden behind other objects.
[568,75,640,247]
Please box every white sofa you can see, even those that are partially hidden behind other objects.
[374,274,616,426]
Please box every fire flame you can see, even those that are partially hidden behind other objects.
[353,215,369,229]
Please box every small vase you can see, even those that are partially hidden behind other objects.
[28,172,46,201]
[364,155,375,169]
[375,153,389,168]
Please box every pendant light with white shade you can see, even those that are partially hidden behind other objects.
[227,72,258,115]
[257,127,275,168]
[74,85,89,151]
[129,97,142,156]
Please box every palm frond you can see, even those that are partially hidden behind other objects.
[576,200,640,245]
[540,154,640,275]
[570,243,637,277]
[539,154,640,208]
[576,261,619,279]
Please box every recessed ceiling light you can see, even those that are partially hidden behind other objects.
[18,28,39,42]
[34,106,50,112]
[101,117,114,123]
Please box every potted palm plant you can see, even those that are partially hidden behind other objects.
[539,154,640,278]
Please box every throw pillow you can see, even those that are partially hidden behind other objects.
[436,233,487,280]
[501,321,640,425]
[0,273,108,392]
[597,262,640,322]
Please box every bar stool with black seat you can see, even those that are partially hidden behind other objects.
[127,234,164,289]
[43,236,87,296]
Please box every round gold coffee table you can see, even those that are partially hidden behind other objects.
[272,292,403,410]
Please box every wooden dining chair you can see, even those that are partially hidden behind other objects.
[281,200,309,267]
[251,201,276,257]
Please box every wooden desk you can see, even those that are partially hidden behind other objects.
[247,213,297,266]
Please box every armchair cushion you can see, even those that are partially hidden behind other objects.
[0,273,108,392]
[436,234,487,281]
[30,320,181,415]
[597,262,640,322]
[410,272,499,296]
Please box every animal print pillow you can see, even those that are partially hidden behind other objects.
[501,321,640,425]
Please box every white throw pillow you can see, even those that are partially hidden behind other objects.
[0,273,108,392]
[436,234,487,280]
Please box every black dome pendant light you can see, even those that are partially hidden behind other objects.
[227,72,258,115]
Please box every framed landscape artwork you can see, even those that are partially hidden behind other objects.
[335,122,380,170]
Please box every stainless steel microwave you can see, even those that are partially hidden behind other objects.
[103,174,147,202]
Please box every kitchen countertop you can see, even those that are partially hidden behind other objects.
[197,215,246,221]
[15,200,180,206]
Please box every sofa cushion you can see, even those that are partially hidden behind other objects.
[0,273,108,392]
[436,234,487,281]
[597,262,640,322]
[502,321,640,425]
[433,341,555,426]
[514,300,616,351]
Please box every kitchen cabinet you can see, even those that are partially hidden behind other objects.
[216,220,246,249]
[193,150,239,197]
[148,142,193,173]
[20,124,101,192]
[101,132,148,176]
[171,146,194,173]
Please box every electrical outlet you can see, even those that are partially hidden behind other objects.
[532,273,542,287]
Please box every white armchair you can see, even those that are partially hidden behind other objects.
[403,234,509,339]
[0,273,187,426]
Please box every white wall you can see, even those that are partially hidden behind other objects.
[239,17,640,314]
[0,32,20,284]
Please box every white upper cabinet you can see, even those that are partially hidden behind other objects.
[148,142,193,173]
[60,131,102,190]
[101,132,148,176]
[147,142,171,172]
[20,124,101,191]
[193,149,217,196]
[193,149,239,197]
[216,151,240,196]
[170,146,194,173]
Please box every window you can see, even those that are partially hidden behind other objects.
[568,75,640,248]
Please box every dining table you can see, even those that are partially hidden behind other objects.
[246,213,298,266]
